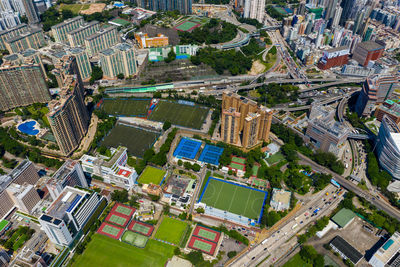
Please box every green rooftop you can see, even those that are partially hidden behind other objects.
[0,220,9,232]
[331,208,356,228]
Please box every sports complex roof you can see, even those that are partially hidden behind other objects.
[330,236,363,264]
[331,208,356,228]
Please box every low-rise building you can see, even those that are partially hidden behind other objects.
[329,235,363,265]
[142,183,162,196]
[135,32,168,48]
[80,146,138,190]
[330,208,356,228]
[375,100,400,124]
[39,186,106,248]
[270,188,291,211]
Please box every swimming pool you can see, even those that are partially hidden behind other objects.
[18,121,39,135]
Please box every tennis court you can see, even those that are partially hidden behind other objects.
[173,137,202,160]
[229,162,245,171]
[192,225,220,243]
[174,20,201,32]
[97,222,124,240]
[188,236,217,255]
[198,177,268,221]
[105,213,130,228]
[129,221,154,237]
[111,203,136,217]
[121,231,149,248]
[232,156,246,164]
[198,144,224,165]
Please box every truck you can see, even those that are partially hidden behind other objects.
[291,224,298,230]
[262,238,269,245]
[313,208,320,214]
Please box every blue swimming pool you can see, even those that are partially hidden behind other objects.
[18,121,39,135]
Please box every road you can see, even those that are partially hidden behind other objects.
[230,184,343,267]
[298,153,400,221]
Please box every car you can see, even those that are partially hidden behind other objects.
[300,221,303,224]
[264,247,267,251]
[251,257,255,260]
[277,231,280,233]
[272,234,275,237]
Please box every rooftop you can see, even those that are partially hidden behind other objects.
[358,40,385,51]
[51,16,83,29]
[47,186,88,219]
[271,188,291,205]
[85,26,116,41]
[68,20,99,35]
[331,208,356,228]
[49,160,77,186]
[330,235,363,264]
[5,28,42,43]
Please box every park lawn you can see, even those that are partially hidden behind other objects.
[73,234,174,267]
[282,253,313,267]
[59,3,89,14]
[138,166,166,185]
[101,99,151,117]
[155,217,188,245]
[265,152,285,166]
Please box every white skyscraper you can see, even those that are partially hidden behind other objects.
[332,5,342,29]
[243,0,266,23]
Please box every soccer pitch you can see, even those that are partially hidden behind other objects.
[199,178,267,220]
[101,124,160,157]
[149,101,209,129]
[138,166,166,185]
[101,99,151,117]
[155,217,188,245]
[122,231,148,248]
[74,234,175,267]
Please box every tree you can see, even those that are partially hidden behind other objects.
[61,9,74,19]
[111,189,129,203]
[164,49,176,63]
[163,121,171,131]
[227,251,237,258]
[116,73,124,79]
[90,66,103,84]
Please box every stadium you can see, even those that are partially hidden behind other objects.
[197,177,268,226]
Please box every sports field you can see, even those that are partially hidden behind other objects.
[188,236,216,255]
[155,217,188,245]
[199,177,267,220]
[175,21,200,32]
[101,124,160,157]
[138,166,166,185]
[129,221,154,237]
[121,231,148,248]
[101,99,151,117]
[97,222,124,240]
[105,213,129,228]
[192,225,220,243]
[73,234,175,267]
[149,101,209,129]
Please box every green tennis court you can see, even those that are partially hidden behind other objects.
[121,231,148,248]
[193,239,212,251]
[116,206,132,216]
[103,225,120,236]
[109,214,127,226]
[133,224,151,235]
[229,162,245,171]
[197,229,216,241]
[232,157,246,164]
[175,21,199,31]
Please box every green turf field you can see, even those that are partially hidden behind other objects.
[149,101,209,129]
[265,152,285,165]
[282,252,313,267]
[138,166,166,185]
[109,215,127,226]
[200,178,266,219]
[229,162,245,171]
[101,99,151,117]
[115,206,132,216]
[73,234,174,267]
[176,21,199,31]
[155,217,188,245]
[101,124,160,157]
[121,231,148,248]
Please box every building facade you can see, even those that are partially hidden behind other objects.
[375,100,400,124]
[99,42,137,79]
[67,21,100,47]
[243,0,265,23]
[0,64,49,111]
[6,183,40,214]
[138,0,192,14]
[69,47,92,81]
[352,40,385,67]
[21,0,39,24]
[84,26,120,56]
[317,46,349,70]
[135,32,168,48]
[0,23,28,50]
[51,16,84,44]
[4,27,45,53]
[46,160,88,201]
[377,116,400,180]
[80,146,138,190]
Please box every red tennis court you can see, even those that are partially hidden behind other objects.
[111,203,136,218]
[97,222,124,240]
[105,212,131,228]
[128,221,154,237]
[192,225,221,243]
[188,236,217,255]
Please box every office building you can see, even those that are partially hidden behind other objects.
[46,160,88,201]
[270,188,291,211]
[134,32,168,48]
[305,103,350,155]
[51,16,84,44]
[69,47,92,81]
[352,40,385,67]
[99,43,137,79]
[47,77,89,156]
[355,74,400,116]
[221,92,273,149]
[84,26,120,56]
[375,100,400,124]
[80,146,138,190]
[329,236,363,265]
[317,46,349,70]
[21,0,39,24]
[0,64,49,111]
[376,116,400,180]
[67,20,100,47]
[369,232,400,267]
[0,175,15,219]
[4,27,46,53]
[0,23,28,50]
[39,186,106,247]
[6,183,40,214]
[138,0,192,14]
[243,0,265,23]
